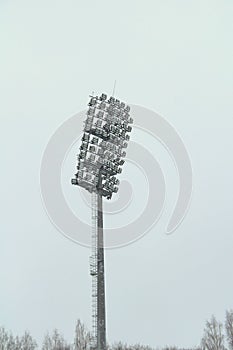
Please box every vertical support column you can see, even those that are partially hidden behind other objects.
[90,192,98,350]
[97,193,106,350]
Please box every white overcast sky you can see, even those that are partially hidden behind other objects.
[0,0,233,348]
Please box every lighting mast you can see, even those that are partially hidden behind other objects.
[71,93,133,350]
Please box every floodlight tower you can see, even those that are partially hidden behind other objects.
[71,93,133,350]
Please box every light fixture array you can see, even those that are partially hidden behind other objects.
[71,93,133,199]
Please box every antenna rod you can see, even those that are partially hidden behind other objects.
[112,80,116,97]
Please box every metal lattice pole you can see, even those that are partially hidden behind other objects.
[90,192,106,350]
[90,192,98,349]
[97,192,106,350]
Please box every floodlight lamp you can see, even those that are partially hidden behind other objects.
[91,137,99,145]
[96,120,102,128]
[88,154,95,162]
[99,102,106,110]
[88,97,97,106]
[89,145,96,153]
[88,108,95,116]
[79,150,86,159]
[82,133,90,142]
[71,178,78,185]
[97,111,104,118]
[100,93,107,101]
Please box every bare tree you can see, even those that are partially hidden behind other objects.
[73,319,91,350]
[110,342,155,350]
[225,309,233,350]
[42,333,53,350]
[0,327,37,350]
[110,342,127,350]
[0,327,9,350]
[201,315,225,350]
[7,334,16,350]
[14,336,22,350]
[42,329,70,350]
[19,331,37,350]
[0,327,16,350]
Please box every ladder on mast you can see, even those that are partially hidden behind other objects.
[90,192,98,349]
